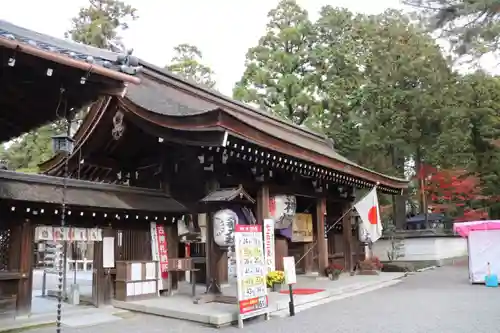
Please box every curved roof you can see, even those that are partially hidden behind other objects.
[41,62,409,192]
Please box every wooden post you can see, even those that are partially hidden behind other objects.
[167,225,180,290]
[92,228,114,307]
[302,243,314,274]
[205,179,228,293]
[316,198,328,276]
[342,204,354,272]
[256,184,270,224]
[8,219,34,315]
[274,238,288,271]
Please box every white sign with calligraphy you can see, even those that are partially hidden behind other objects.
[263,219,275,273]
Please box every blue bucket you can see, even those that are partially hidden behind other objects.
[485,274,499,287]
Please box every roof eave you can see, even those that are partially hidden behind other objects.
[0,37,140,85]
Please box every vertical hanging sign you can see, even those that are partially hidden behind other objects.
[150,222,159,261]
[263,219,275,273]
[235,224,268,328]
[156,225,169,279]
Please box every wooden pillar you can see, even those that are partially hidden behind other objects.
[274,238,287,271]
[167,225,180,290]
[205,180,228,293]
[302,243,314,274]
[92,228,114,307]
[316,197,328,276]
[256,184,270,224]
[342,204,354,272]
[8,219,34,315]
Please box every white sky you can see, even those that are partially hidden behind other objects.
[1,0,404,95]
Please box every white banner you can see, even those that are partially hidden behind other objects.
[150,222,159,261]
[263,219,275,273]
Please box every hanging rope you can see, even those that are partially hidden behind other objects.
[295,206,355,266]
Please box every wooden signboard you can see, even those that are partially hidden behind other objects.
[292,213,313,242]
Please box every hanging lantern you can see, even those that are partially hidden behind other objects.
[51,134,74,155]
[269,195,296,229]
[213,209,238,247]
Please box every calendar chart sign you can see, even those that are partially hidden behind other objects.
[235,224,269,323]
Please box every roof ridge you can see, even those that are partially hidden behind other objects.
[138,60,330,143]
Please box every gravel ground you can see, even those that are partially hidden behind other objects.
[30,264,500,333]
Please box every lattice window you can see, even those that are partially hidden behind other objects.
[0,229,10,271]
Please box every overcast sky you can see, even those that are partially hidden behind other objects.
[1,0,407,95]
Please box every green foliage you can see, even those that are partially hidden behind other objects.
[166,44,216,88]
[234,1,500,220]
[65,0,138,49]
[233,0,318,125]
[404,0,500,59]
[1,125,62,172]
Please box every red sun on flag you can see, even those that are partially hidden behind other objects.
[368,206,378,225]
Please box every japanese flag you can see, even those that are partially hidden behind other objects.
[354,188,383,243]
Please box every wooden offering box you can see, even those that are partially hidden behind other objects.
[115,260,158,301]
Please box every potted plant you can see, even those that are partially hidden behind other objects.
[358,256,384,275]
[266,270,285,292]
[324,263,343,280]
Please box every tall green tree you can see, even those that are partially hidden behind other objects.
[404,0,500,58]
[233,0,318,125]
[65,0,138,49]
[166,44,216,88]
[3,0,138,172]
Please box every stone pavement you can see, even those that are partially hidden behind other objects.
[112,272,405,326]
[23,264,500,333]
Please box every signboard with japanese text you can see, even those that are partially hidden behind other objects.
[291,213,313,243]
[156,225,169,279]
[263,219,275,273]
[235,224,269,323]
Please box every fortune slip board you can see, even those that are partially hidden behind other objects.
[235,224,269,323]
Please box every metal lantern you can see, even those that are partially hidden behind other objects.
[213,209,238,247]
[51,134,74,155]
[269,195,296,229]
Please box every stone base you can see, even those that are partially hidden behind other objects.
[357,270,380,276]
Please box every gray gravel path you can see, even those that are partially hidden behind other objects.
[30,264,499,333]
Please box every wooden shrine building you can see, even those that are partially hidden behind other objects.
[39,58,409,290]
[0,20,187,317]
[0,19,408,317]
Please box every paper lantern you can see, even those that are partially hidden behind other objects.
[269,195,296,229]
[213,209,238,247]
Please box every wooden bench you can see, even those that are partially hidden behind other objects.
[166,258,199,297]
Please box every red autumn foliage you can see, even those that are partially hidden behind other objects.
[416,165,489,222]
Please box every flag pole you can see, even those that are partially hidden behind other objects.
[295,183,379,267]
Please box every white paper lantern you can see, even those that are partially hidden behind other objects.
[269,195,296,229]
[213,209,238,247]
